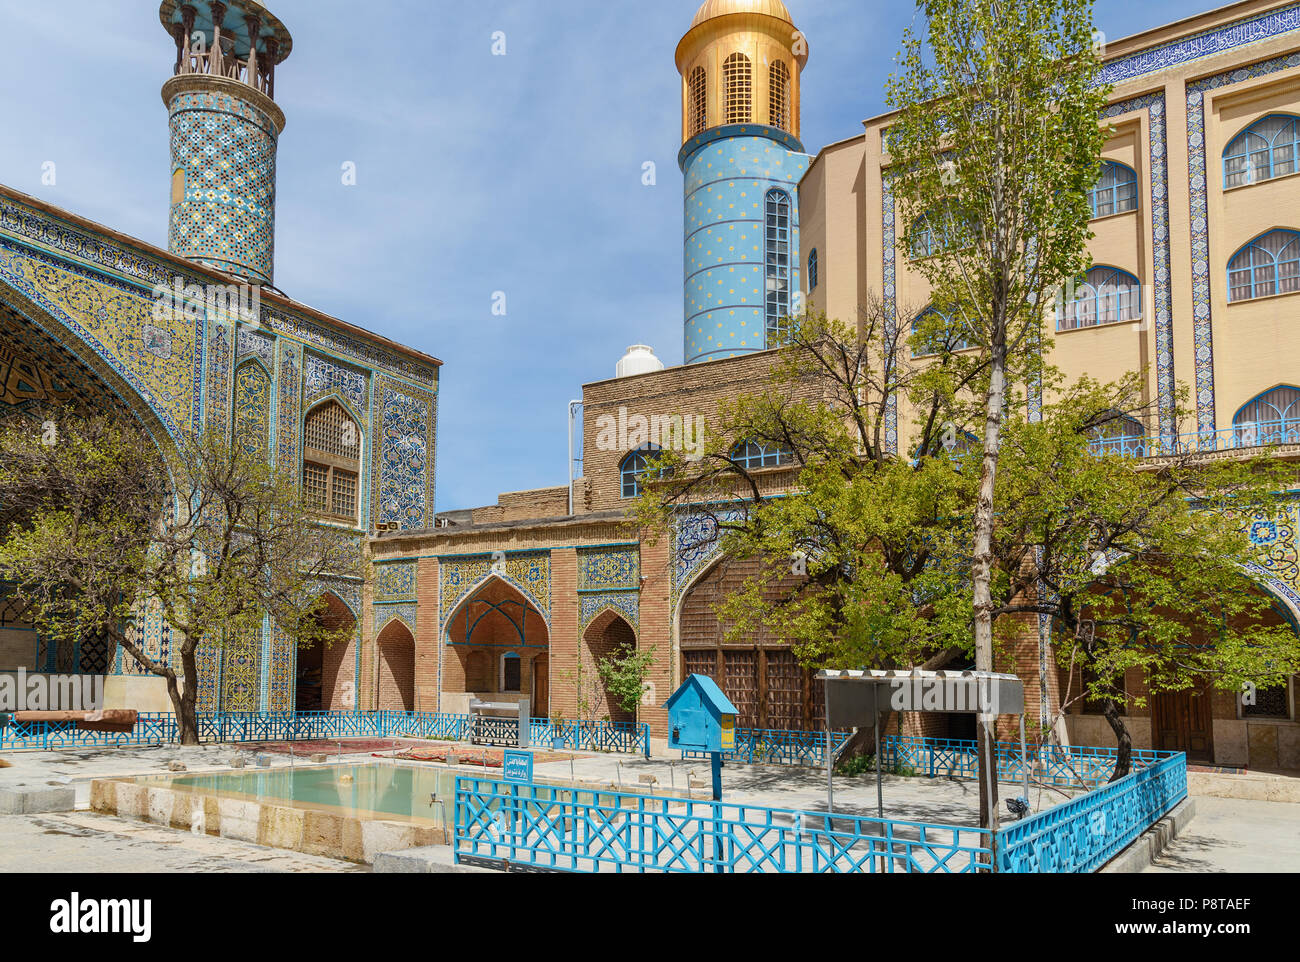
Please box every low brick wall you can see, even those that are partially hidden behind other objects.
[89,778,445,864]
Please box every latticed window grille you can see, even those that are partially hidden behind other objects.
[688,66,708,138]
[1242,681,1292,718]
[304,401,357,456]
[765,189,792,345]
[723,650,759,728]
[723,53,752,125]
[769,60,790,132]
[1227,230,1300,302]
[303,400,361,523]
[1224,115,1300,188]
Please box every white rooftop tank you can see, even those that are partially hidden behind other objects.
[616,345,665,378]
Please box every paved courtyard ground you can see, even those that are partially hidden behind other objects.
[4,740,1296,872]
[1142,795,1300,873]
[0,811,364,872]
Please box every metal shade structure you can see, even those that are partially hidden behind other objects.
[815,668,1030,824]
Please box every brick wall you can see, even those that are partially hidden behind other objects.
[578,351,819,515]
[375,620,416,711]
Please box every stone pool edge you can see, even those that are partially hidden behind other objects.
[89,777,446,865]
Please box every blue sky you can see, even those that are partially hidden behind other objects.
[0,0,1202,511]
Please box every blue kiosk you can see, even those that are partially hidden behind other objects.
[663,674,738,802]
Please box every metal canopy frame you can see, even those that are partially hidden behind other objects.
[815,669,1030,825]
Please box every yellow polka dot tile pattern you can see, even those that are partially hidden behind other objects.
[680,127,809,364]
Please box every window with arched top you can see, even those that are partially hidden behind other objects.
[620,443,669,499]
[1057,266,1142,330]
[769,60,791,132]
[1224,115,1300,188]
[1089,162,1138,218]
[1086,412,1146,456]
[765,189,792,345]
[688,66,708,138]
[912,307,974,357]
[723,53,752,125]
[303,400,361,523]
[1233,386,1300,446]
[730,440,794,469]
[807,248,818,291]
[1227,230,1300,302]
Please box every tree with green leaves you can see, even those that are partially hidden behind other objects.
[0,409,361,744]
[988,374,1298,778]
[597,644,657,719]
[885,0,1112,825]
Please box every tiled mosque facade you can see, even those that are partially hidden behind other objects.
[0,0,439,715]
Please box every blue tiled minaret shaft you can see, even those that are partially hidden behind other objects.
[676,1,811,365]
[160,1,292,287]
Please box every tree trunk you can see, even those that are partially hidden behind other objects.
[1102,697,1132,781]
[174,640,201,746]
[973,337,1008,832]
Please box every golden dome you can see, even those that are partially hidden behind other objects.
[688,0,794,30]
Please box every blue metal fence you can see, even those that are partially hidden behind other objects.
[679,727,853,767]
[0,709,652,757]
[531,718,651,759]
[998,751,1187,872]
[882,735,1167,790]
[453,775,992,873]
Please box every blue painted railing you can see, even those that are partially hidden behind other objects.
[0,709,653,757]
[679,727,853,767]
[1087,417,1300,458]
[882,735,1167,789]
[453,775,993,873]
[998,751,1187,872]
[453,740,1188,874]
[531,718,651,759]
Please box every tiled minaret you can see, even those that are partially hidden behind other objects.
[677,0,811,364]
[159,1,292,287]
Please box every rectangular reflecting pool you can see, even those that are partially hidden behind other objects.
[138,762,456,826]
[91,761,641,864]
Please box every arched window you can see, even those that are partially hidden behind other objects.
[620,443,668,499]
[912,306,974,357]
[1089,162,1138,218]
[1224,115,1300,188]
[723,53,752,125]
[910,214,939,259]
[1227,230,1300,302]
[1057,266,1142,330]
[807,248,818,291]
[303,400,361,522]
[1087,412,1146,457]
[688,66,708,138]
[730,439,794,469]
[1233,386,1300,446]
[765,189,792,345]
[769,60,791,132]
